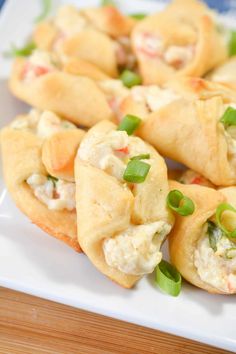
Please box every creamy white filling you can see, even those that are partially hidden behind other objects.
[115,36,136,69]
[131,85,179,112]
[27,173,75,211]
[23,50,57,81]
[163,45,194,69]
[11,110,76,138]
[54,5,88,36]
[103,221,171,275]
[194,224,236,293]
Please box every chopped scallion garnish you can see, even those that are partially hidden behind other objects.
[101,0,116,6]
[130,154,150,160]
[155,260,182,297]
[129,13,146,20]
[47,175,58,187]
[120,69,142,88]
[207,221,222,252]
[229,31,236,57]
[215,203,236,238]
[35,0,52,23]
[4,42,36,58]
[167,190,195,216]
[220,107,236,127]
[123,159,150,183]
[118,114,142,135]
[225,248,236,259]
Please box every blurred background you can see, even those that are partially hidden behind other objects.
[0,0,236,13]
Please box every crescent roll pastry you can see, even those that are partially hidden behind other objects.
[207,56,236,91]
[139,86,236,186]
[33,5,137,76]
[131,0,227,85]
[169,181,236,294]
[1,110,85,251]
[63,58,110,81]
[172,169,215,188]
[9,50,113,127]
[75,120,174,288]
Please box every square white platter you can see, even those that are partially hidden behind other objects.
[0,0,235,352]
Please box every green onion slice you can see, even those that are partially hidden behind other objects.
[120,70,142,88]
[129,13,147,20]
[215,203,236,238]
[123,159,150,183]
[155,260,182,297]
[167,190,195,216]
[118,114,142,135]
[130,154,150,160]
[4,42,36,58]
[35,0,51,23]
[229,31,236,57]
[225,248,236,259]
[207,221,222,252]
[220,107,236,127]
[47,175,58,187]
[101,0,116,6]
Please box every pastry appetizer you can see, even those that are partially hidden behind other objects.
[9,50,113,127]
[169,181,236,294]
[207,56,236,92]
[1,109,85,251]
[170,169,215,188]
[33,5,136,76]
[139,79,236,186]
[75,119,174,288]
[131,0,227,85]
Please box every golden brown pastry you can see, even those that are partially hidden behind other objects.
[0,110,85,251]
[33,5,137,76]
[63,57,110,81]
[138,78,236,186]
[131,0,227,85]
[169,181,236,294]
[9,51,113,127]
[75,120,174,288]
[207,56,236,92]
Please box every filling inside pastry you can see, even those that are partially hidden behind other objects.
[178,169,214,188]
[134,31,196,70]
[78,128,171,275]
[130,85,180,113]
[194,221,236,293]
[21,50,59,81]
[115,36,136,70]
[27,174,75,211]
[221,104,236,166]
[11,109,76,138]
[98,79,130,115]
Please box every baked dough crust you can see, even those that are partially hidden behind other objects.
[1,125,80,252]
[75,120,173,288]
[9,57,113,127]
[131,0,227,85]
[168,181,226,293]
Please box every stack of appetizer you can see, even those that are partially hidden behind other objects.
[1,0,236,296]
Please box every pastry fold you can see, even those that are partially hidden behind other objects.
[131,0,227,85]
[9,57,113,127]
[75,120,173,288]
[0,125,80,251]
[169,181,236,294]
[138,90,236,186]
[207,56,236,92]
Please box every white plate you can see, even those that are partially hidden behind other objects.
[0,0,236,352]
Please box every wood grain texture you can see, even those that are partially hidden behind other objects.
[0,287,232,354]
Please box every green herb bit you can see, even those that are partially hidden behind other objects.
[129,13,146,20]
[4,42,36,58]
[220,107,236,127]
[216,203,236,238]
[47,175,58,187]
[155,260,182,297]
[101,0,116,7]
[130,154,150,161]
[207,221,222,252]
[123,159,150,183]
[229,30,236,57]
[118,114,142,135]
[120,69,142,88]
[225,247,236,259]
[35,0,52,23]
[167,190,195,216]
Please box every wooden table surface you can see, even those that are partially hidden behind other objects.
[0,287,233,354]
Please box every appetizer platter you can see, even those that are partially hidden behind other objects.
[0,0,236,351]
